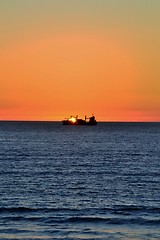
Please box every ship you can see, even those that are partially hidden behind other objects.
[62,115,97,125]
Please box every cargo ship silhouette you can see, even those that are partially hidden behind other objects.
[62,115,97,125]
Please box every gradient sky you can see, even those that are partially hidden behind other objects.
[0,0,160,121]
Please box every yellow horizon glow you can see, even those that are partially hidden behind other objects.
[69,116,77,123]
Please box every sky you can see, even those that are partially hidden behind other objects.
[0,0,160,121]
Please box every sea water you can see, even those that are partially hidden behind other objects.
[0,121,160,239]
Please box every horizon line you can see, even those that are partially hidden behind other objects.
[0,120,159,123]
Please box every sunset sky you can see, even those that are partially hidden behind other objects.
[0,0,160,121]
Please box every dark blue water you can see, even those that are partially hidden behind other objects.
[0,122,160,239]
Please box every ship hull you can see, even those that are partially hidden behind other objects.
[62,120,97,125]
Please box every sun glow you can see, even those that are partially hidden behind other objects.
[69,117,77,123]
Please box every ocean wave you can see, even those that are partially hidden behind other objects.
[1,213,160,227]
[108,205,160,214]
[44,216,160,226]
[1,205,160,214]
[0,207,40,213]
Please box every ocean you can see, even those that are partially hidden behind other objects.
[0,121,160,240]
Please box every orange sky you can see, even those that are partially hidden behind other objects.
[0,1,160,121]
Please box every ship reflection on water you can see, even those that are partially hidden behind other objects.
[62,115,97,125]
